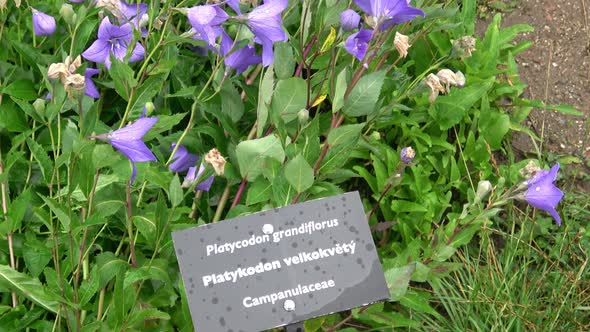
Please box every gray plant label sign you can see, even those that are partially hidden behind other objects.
[172,191,390,332]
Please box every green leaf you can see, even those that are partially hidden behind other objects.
[284,154,314,193]
[6,189,31,232]
[400,291,440,316]
[133,215,157,244]
[327,123,365,147]
[143,113,187,141]
[274,42,295,80]
[129,73,168,118]
[221,83,244,122]
[546,104,583,116]
[40,195,72,231]
[272,77,307,123]
[332,68,348,113]
[0,264,60,314]
[127,308,170,327]
[2,80,37,101]
[257,66,274,137]
[109,59,138,101]
[391,200,428,213]
[236,135,285,181]
[460,0,476,35]
[26,138,53,183]
[79,269,100,306]
[342,71,385,117]
[433,80,494,130]
[479,107,510,149]
[23,239,52,278]
[432,245,456,262]
[384,263,415,301]
[96,252,128,288]
[246,179,273,205]
[124,260,170,288]
[0,100,28,132]
[169,174,183,207]
[73,19,98,56]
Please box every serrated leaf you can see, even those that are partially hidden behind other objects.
[110,59,138,101]
[22,239,52,278]
[384,263,415,301]
[129,73,168,118]
[40,195,72,231]
[342,71,385,117]
[274,42,295,80]
[246,179,273,205]
[79,271,100,306]
[133,215,157,244]
[284,154,314,193]
[124,260,170,288]
[26,138,53,183]
[332,68,348,113]
[327,123,365,147]
[0,265,60,314]
[96,252,128,288]
[272,77,307,123]
[257,66,274,137]
[221,83,244,122]
[169,174,183,207]
[2,80,37,101]
[433,80,494,130]
[127,308,170,327]
[236,135,285,181]
[6,189,30,232]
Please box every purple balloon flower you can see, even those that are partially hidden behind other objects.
[525,163,564,226]
[82,17,145,69]
[169,143,199,173]
[400,146,415,163]
[221,32,262,74]
[345,29,373,61]
[183,164,214,192]
[84,68,100,99]
[340,9,361,32]
[32,8,56,36]
[93,117,158,184]
[187,4,229,47]
[120,1,148,25]
[243,0,288,66]
[354,0,425,30]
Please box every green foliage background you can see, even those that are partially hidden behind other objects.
[0,0,585,331]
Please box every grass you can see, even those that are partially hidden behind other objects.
[411,189,590,331]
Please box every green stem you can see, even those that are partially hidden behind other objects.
[213,184,231,222]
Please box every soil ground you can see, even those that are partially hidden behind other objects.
[476,0,590,191]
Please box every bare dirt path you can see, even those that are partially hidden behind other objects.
[477,0,590,188]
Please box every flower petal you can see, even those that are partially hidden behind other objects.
[111,139,157,163]
[196,176,214,191]
[548,208,562,226]
[187,5,217,26]
[169,143,200,173]
[248,0,288,20]
[81,39,110,63]
[353,0,374,16]
[32,9,57,36]
[109,117,158,141]
[130,162,138,184]
[260,37,274,67]
[84,68,100,98]
[344,29,372,61]
[129,41,145,62]
[97,17,114,40]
